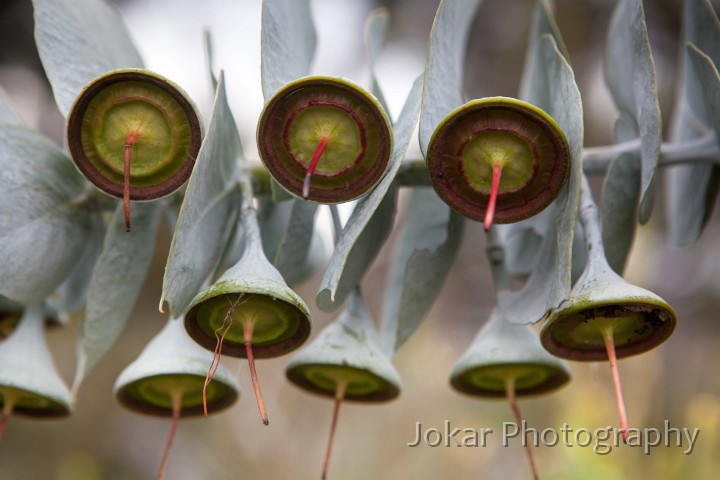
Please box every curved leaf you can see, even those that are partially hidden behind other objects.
[260,0,316,99]
[273,200,318,285]
[32,0,144,117]
[418,0,482,155]
[0,86,20,125]
[0,125,94,304]
[365,8,391,114]
[604,0,661,224]
[316,76,423,312]
[601,152,641,274]
[498,35,583,325]
[73,201,163,393]
[519,0,569,103]
[379,188,464,355]
[666,0,720,248]
[162,72,243,318]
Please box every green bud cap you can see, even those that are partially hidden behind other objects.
[451,309,570,398]
[286,291,401,402]
[426,97,570,224]
[0,305,72,417]
[67,68,202,200]
[185,217,312,359]
[257,76,393,203]
[540,260,676,361]
[114,317,239,417]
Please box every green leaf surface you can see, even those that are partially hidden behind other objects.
[379,188,464,355]
[519,0,569,103]
[162,72,243,318]
[687,44,720,144]
[52,213,106,315]
[0,125,94,304]
[316,76,423,312]
[273,200,318,286]
[604,0,661,224]
[365,8,391,114]
[497,35,583,325]
[32,0,144,117]
[0,86,20,125]
[666,0,720,248]
[418,0,482,155]
[495,0,567,279]
[73,201,163,393]
[261,0,316,99]
[203,29,219,94]
[601,152,641,274]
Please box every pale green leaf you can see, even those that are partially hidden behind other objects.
[203,29,219,93]
[261,0,316,99]
[519,0,569,103]
[273,200,318,285]
[604,0,661,223]
[51,213,106,315]
[418,0,482,155]
[0,125,95,304]
[601,153,641,274]
[316,76,423,312]
[498,35,583,325]
[32,0,144,117]
[0,86,20,125]
[162,72,243,318]
[73,201,163,393]
[365,8,391,114]
[666,0,720,248]
[380,188,464,355]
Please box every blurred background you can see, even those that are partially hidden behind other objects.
[1,0,720,478]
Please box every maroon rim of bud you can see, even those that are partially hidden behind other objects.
[425,97,570,225]
[66,68,202,201]
[256,76,393,203]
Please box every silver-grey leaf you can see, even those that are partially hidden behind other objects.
[601,152,641,274]
[273,200,318,286]
[498,35,583,325]
[665,0,720,248]
[365,8,391,114]
[316,76,423,312]
[73,201,163,393]
[32,0,144,117]
[418,0,482,155]
[161,72,243,318]
[604,0,661,224]
[261,0,316,99]
[0,125,94,304]
[0,86,20,125]
[380,188,464,355]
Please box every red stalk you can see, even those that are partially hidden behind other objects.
[124,131,141,232]
[506,378,539,480]
[321,382,347,480]
[483,162,503,230]
[157,392,182,480]
[603,327,629,443]
[245,322,269,425]
[303,136,329,198]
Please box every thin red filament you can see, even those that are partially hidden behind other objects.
[124,131,141,232]
[484,162,503,230]
[0,413,8,442]
[603,328,629,443]
[321,382,346,480]
[157,393,182,480]
[245,322,269,425]
[203,296,241,418]
[303,136,330,198]
[506,378,540,480]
